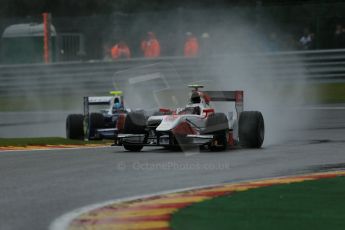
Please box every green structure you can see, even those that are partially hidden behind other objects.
[1,23,57,64]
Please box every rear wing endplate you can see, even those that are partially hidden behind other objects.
[204,90,244,116]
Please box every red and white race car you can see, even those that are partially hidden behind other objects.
[114,85,264,151]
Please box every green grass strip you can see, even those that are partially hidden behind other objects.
[0,137,110,147]
[171,176,345,230]
[0,83,345,111]
[306,83,345,104]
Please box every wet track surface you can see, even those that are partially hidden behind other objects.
[0,111,71,138]
[1,106,345,230]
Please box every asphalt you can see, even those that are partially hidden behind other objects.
[0,111,72,138]
[1,105,345,230]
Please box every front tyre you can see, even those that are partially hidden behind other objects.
[122,112,146,152]
[123,145,144,152]
[86,113,105,140]
[209,130,228,151]
[204,113,229,151]
[239,111,265,148]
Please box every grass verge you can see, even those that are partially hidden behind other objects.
[0,137,110,147]
[171,176,345,230]
[0,83,345,111]
[306,83,345,104]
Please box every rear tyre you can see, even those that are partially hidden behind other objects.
[86,113,105,140]
[123,112,146,152]
[66,114,84,140]
[239,111,265,148]
[204,113,229,151]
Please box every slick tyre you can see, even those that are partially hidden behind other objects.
[239,111,265,148]
[204,113,229,151]
[123,112,146,152]
[66,114,84,140]
[204,113,229,133]
[123,145,144,152]
[87,113,105,140]
[209,130,228,151]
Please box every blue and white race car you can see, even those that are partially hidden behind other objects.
[66,91,128,140]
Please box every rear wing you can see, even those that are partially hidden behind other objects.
[204,90,244,116]
[83,96,113,116]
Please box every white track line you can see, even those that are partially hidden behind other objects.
[49,185,210,230]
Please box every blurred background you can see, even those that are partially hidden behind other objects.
[1,0,345,63]
[0,0,344,138]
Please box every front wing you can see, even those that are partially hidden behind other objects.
[116,133,214,146]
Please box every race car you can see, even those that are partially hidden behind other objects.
[114,85,265,151]
[66,91,127,140]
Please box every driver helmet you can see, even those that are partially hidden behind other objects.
[113,98,122,110]
[190,91,201,104]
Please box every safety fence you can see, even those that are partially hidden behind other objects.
[0,48,345,99]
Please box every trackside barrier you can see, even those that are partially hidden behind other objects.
[0,49,345,98]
